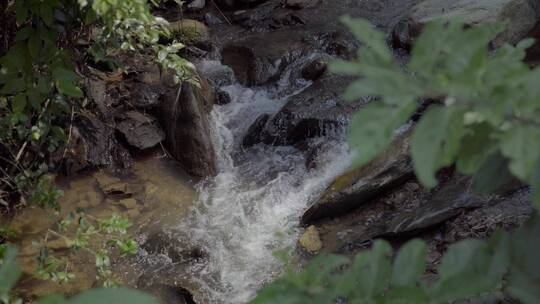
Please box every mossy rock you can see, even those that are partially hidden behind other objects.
[167,19,209,44]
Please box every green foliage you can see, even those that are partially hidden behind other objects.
[330,17,540,198]
[255,17,540,304]
[0,0,194,209]
[253,218,540,304]
[0,246,22,304]
[1,243,158,304]
[36,212,138,287]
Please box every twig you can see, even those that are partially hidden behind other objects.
[60,105,76,162]
[210,0,232,25]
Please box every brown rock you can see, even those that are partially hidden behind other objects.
[299,225,322,253]
[157,77,217,178]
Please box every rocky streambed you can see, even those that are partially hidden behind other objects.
[6,0,540,303]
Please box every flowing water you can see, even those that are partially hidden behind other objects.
[139,61,353,303]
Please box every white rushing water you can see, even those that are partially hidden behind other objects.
[143,61,353,303]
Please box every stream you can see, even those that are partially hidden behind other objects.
[138,60,352,303]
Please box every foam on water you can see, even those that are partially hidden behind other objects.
[170,75,353,303]
[133,59,353,303]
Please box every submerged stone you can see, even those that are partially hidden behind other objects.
[299,225,323,253]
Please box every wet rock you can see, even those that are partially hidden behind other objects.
[215,88,232,105]
[393,0,540,50]
[301,59,327,81]
[116,111,165,150]
[221,30,313,86]
[444,188,534,243]
[369,176,486,238]
[141,229,207,265]
[157,78,217,178]
[131,83,163,109]
[242,114,270,147]
[214,0,270,9]
[299,225,322,253]
[168,19,210,44]
[196,60,236,87]
[118,198,138,210]
[271,10,306,28]
[259,74,367,146]
[137,282,196,304]
[301,131,414,224]
[187,0,205,10]
[286,0,319,9]
[231,2,278,28]
[205,12,224,25]
[61,127,90,174]
[95,172,133,199]
[366,176,529,241]
[74,113,133,170]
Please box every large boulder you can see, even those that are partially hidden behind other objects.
[70,113,133,171]
[157,78,217,178]
[301,131,414,224]
[244,74,368,146]
[116,111,165,150]
[221,30,314,86]
[393,0,540,49]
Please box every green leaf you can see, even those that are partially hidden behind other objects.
[53,67,82,97]
[40,3,54,27]
[15,0,29,24]
[15,26,34,41]
[12,94,27,113]
[56,79,83,97]
[340,15,392,65]
[500,124,540,181]
[28,32,41,59]
[456,123,497,174]
[411,105,465,188]
[347,100,416,167]
[1,78,26,94]
[391,239,427,287]
[348,240,392,298]
[0,245,22,297]
[68,288,159,304]
[471,152,514,194]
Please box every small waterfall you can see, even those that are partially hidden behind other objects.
[141,61,353,303]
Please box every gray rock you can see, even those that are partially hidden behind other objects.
[157,78,217,178]
[187,0,205,10]
[366,176,529,239]
[242,114,270,147]
[286,0,319,9]
[393,0,540,49]
[301,59,327,81]
[214,0,269,8]
[230,2,278,29]
[257,74,367,146]
[301,131,414,224]
[74,113,133,170]
[196,60,236,87]
[221,30,313,86]
[215,88,232,105]
[205,12,224,25]
[116,111,165,150]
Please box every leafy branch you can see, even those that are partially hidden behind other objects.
[253,17,540,304]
